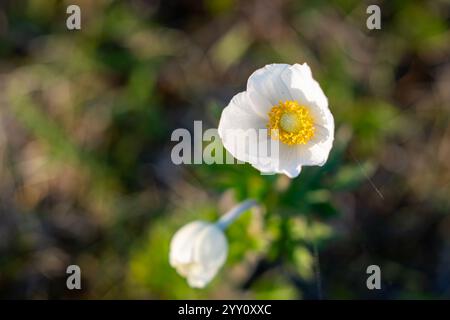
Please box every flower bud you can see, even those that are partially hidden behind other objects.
[169,221,228,288]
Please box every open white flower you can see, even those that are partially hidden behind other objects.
[169,221,228,288]
[218,63,334,178]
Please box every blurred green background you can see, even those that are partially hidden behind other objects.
[0,0,449,299]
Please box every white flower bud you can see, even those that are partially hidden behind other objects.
[169,221,228,288]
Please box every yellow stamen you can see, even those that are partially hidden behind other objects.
[267,100,315,145]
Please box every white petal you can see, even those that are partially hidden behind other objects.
[280,63,335,167]
[281,64,332,131]
[247,64,293,118]
[193,225,228,270]
[226,131,304,178]
[218,91,267,163]
[186,225,227,288]
[186,264,218,288]
[277,144,303,178]
[249,127,332,176]
[218,91,265,132]
[296,122,334,167]
[281,63,328,111]
[249,140,303,178]
[169,221,208,267]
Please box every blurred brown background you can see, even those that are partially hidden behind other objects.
[0,0,449,299]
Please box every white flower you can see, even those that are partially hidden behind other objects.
[218,63,334,178]
[169,221,228,288]
[169,200,256,288]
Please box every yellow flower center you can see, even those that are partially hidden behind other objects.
[267,100,315,145]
